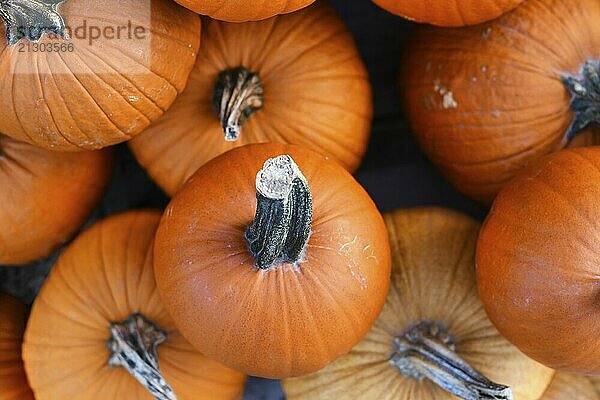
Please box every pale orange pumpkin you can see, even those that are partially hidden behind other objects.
[0,0,200,150]
[282,207,553,400]
[23,210,246,399]
[173,0,316,22]
[541,373,598,400]
[0,293,34,400]
[130,2,372,195]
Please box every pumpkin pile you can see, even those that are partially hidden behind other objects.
[0,0,598,399]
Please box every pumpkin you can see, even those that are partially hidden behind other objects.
[541,373,598,400]
[400,0,600,204]
[0,0,200,151]
[153,143,390,378]
[282,207,553,400]
[0,134,113,265]
[372,0,524,26]
[172,0,316,22]
[0,293,34,400]
[22,210,246,399]
[129,2,372,195]
[477,147,600,374]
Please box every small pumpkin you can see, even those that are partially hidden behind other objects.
[541,373,598,400]
[22,210,246,399]
[400,0,600,204]
[282,207,553,400]
[154,143,391,378]
[0,0,200,151]
[130,2,372,195]
[0,134,113,265]
[172,0,316,22]
[372,0,524,26]
[477,147,600,374]
[0,293,34,400]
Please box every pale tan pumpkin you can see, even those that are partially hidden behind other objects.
[283,208,553,399]
[541,373,598,400]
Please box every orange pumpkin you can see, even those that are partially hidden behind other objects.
[23,210,246,399]
[477,147,600,374]
[541,373,598,400]
[130,2,372,195]
[283,207,553,400]
[172,0,316,22]
[0,293,34,400]
[373,0,524,26]
[0,0,200,151]
[154,143,391,378]
[400,0,600,204]
[0,134,113,265]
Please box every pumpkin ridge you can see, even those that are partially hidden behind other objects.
[71,43,168,115]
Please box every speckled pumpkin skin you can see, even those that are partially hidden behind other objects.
[173,0,315,21]
[154,143,391,378]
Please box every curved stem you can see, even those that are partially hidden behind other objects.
[107,313,177,400]
[212,66,264,142]
[245,155,312,270]
[562,60,600,140]
[390,321,513,400]
[0,0,67,45]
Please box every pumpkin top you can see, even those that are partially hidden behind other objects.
[154,143,390,378]
[283,207,553,399]
[23,210,246,400]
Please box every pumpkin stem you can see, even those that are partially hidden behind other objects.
[245,154,312,270]
[107,313,177,400]
[562,60,600,140]
[390,321,513,400]
[0,0,67,45]
[212,66,264,142]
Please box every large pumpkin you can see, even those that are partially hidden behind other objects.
[0,0,200,151]
[372,0,524,26]
[130,2,372,195]
[400,0,600,204]
[0,293,34,400]
[0,134,113,265]
[173,0,315,22]
[477,147,600,374]
[282,207,553,400]
[541,373,598,400]
[154,143,390,378]
[22,210,246,399]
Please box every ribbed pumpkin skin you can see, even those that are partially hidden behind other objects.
[0,293,34,400]
[477,148,600,374]
[0,0,200,151]
[541,373,598,400]
[0,135,113,265]
[23,211,246,399]
[130,2,372,195]
[400,0,600,204]
[283,208,553,400]
[373,0,524,26]
[154,143,390,378]
[173,0,316,22]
